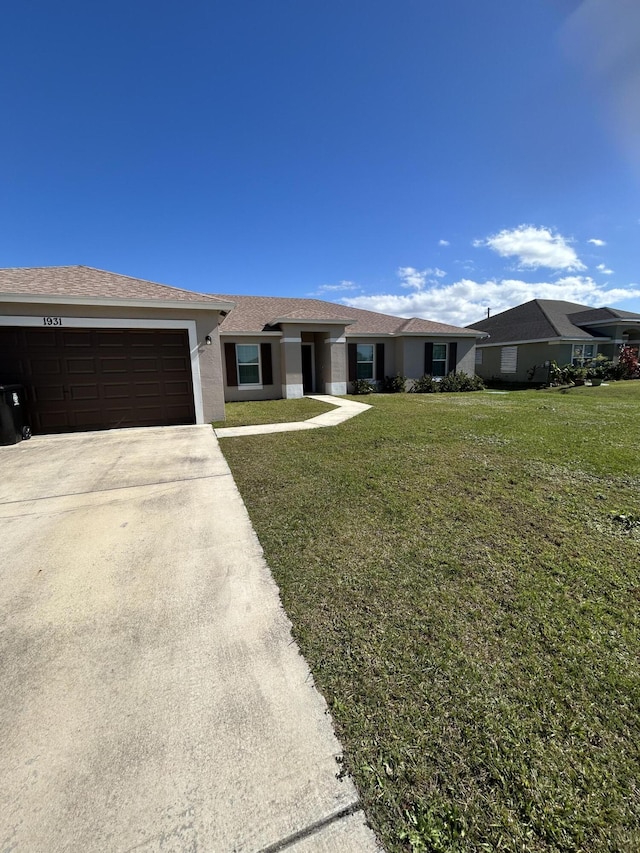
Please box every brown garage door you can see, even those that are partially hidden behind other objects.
[0,327,195,433]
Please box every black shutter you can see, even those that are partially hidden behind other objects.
[448,342,458,375]
[348,343,357,381]
[376,343,385,380]
[424,342,433,375]
[225,342,238,387]
[260,343,273,385]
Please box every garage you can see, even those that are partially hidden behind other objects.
[0,326,195,432]
[0,266,234,432]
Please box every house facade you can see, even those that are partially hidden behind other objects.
[0,266,482,434]
[468,299,640,384]
[215,295,481,401]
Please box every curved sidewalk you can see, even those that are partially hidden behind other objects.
[214,394,371,438]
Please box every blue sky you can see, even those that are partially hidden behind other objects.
[2,0,639,326]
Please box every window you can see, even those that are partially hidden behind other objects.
[356,344,374,380]
[475,349,483,365]
[432,343,447,377]
[572,344,595,366]
[236,344,260,385]
[500,346,518,373]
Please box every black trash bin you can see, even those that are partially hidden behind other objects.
[0,384,32,445]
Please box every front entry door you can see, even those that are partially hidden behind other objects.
[301,344,314,393]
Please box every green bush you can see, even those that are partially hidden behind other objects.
[410,372,484,393]
[549,361,571,385]
[352,377,376,395]
[383,374,407,393]
[439,371,485,392]
[410,374,439,393]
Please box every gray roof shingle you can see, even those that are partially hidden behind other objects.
[467,299,640,344]
[0,265,231,306]
[214,294,477,336]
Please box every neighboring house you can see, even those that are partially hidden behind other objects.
[0,265,482,434]
[467,299,640,384]
[213,294,481,401]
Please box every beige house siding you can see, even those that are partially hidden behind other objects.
[401,337,476,382]
[0,300,226,422]
[476,342,566,383]
[221,336,282,402]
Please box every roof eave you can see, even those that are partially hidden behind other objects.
[0,293,236,312]
[270,316,355,326]
[578,317,640,327]
[477,335,612,348]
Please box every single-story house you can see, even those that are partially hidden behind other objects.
[0,265,482,433]
[214,293,482,402]
[467,299,640,384]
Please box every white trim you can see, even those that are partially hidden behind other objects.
[326,336,346,344]
[326,381,347,395]
[281,336,302,344]
[272,317,352,325]
[284,383,304,399]
[0,292,234,312]
[477,336,611,348]
[0,314,205,425]
[220,330,282,337]
[349,332,479,339]
[235,342,262,388]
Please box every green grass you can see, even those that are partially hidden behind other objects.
[219,384,640,852]
[212,396,335,428]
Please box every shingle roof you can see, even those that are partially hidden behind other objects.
[466,299,640,344]
[0,265,231,306]
[213,293,477,337]
[0,266,481,336]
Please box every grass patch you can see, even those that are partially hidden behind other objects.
[219,383,640,852]
[212,396,335,428]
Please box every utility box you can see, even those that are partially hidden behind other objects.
[0,384,31,445]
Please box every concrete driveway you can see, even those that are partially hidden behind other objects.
[0,426,379,852]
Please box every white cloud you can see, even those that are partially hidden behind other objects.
[438,239,450,247]
[398,266,446,290]
[475,225,586,271]
[596,263,614,274]
[588,238,606,246]
[311,280,360,295]
[342,276,640,327]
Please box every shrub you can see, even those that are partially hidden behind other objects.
[439,371,485,392]
[352,377,376,395]
[410,374,439,393]
[549,360,571,386]
[618,345,640,379]
[585,354,613,381]
[383,374,406,393]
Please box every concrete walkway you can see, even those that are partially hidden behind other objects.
[0,426,379,852]
[214,395,371,438]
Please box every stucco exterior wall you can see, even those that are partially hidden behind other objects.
[220,335,282,402]
[402,337,477,380]
[0,300,227,422]
[475,342,567,384]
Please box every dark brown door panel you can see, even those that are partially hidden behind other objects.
[0,326,195,433]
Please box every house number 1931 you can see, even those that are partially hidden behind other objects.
[42,317,62,326]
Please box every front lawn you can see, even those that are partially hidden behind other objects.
[219,384,640,852]
[212,396,335,428]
